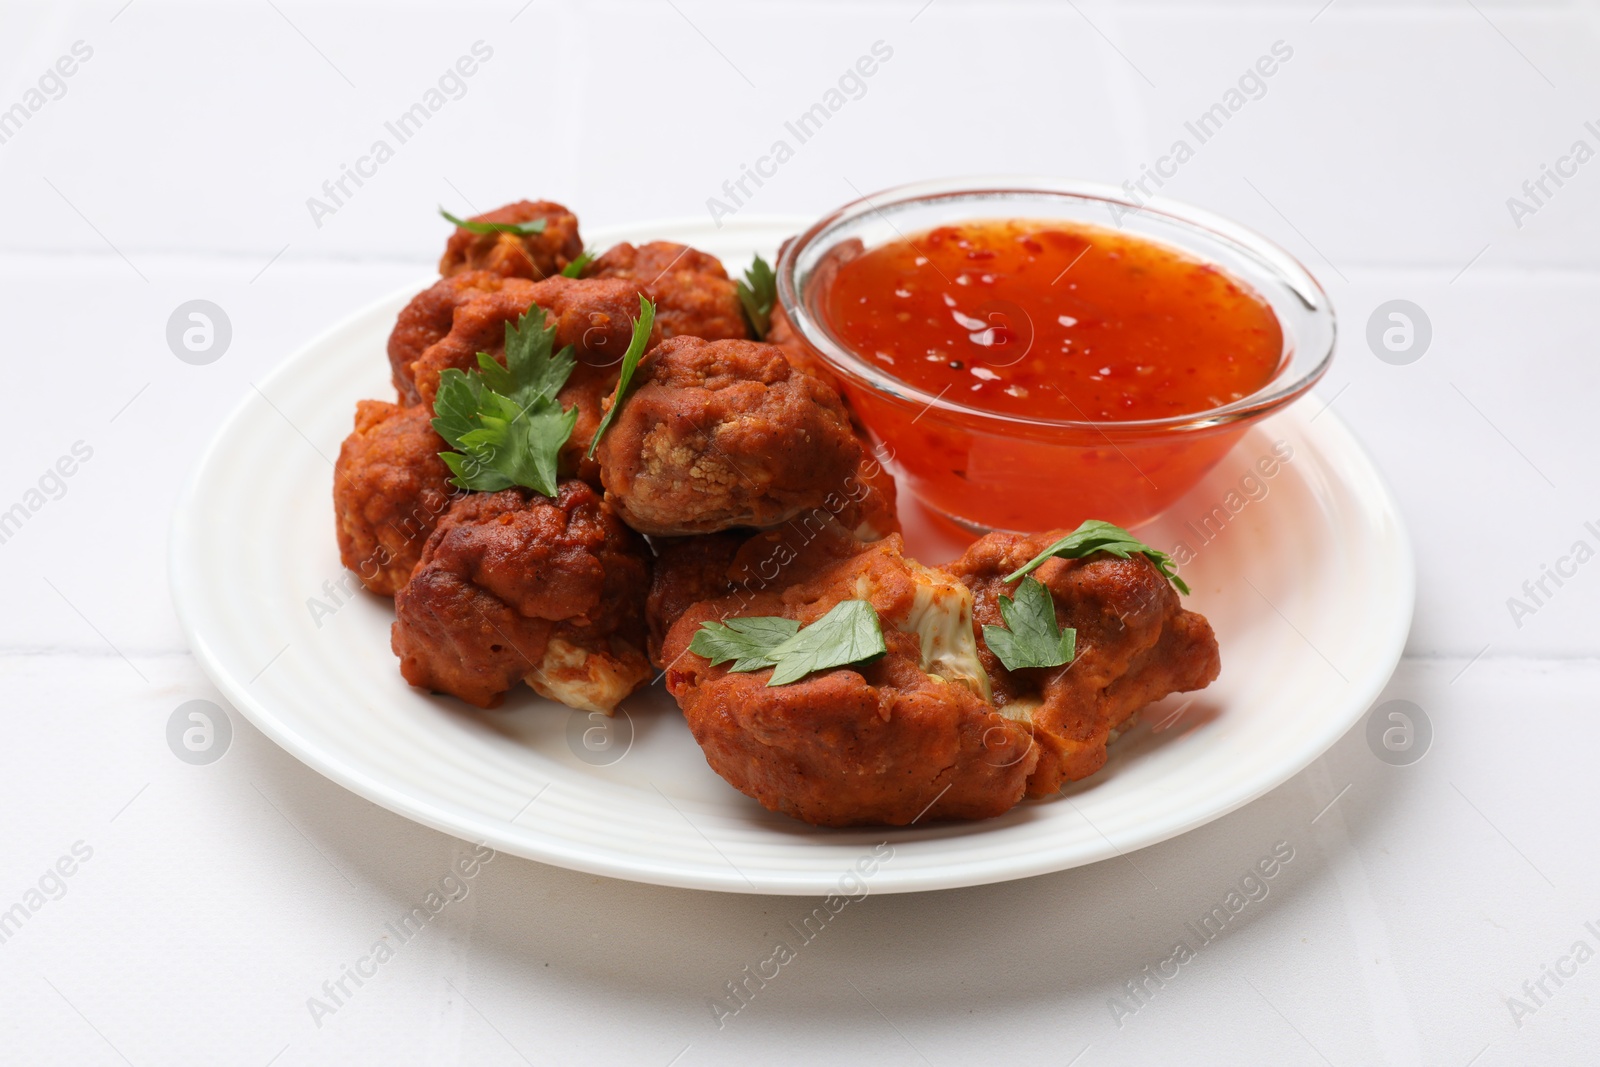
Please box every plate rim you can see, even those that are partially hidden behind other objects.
[168,216,1415,895]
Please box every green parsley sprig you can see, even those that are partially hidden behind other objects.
[431,307,576,496]
[736,253,777,340]
[982,520,1186,671]
[560,250,595,278]
[1005,520,1189,595]
[981,577,1076,672]
[585,295,657,459]
[689,600,887,687]
[440,207,548,237]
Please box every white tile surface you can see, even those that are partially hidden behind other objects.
[2,1,1597,1063]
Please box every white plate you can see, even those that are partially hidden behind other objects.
[169,216,1414,895]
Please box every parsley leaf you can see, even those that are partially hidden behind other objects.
[736,253,777,340]
[764,601,887,686]
[479,307,574,410]
[440,207,548,237]
[431,306,577,496]
[560,250,594,278]
[982,577,1076,672]
[1004,519,1190,595]
[585,295,657,459]
[686,616,800,673]
[689,600,888,687]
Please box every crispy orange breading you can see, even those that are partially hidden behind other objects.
[841,447,900,541]
[596,336,869,536]
[644,532,748,669]
[334,400,460,596]
[589,241,749,342]
[662,535,1036,827]
[438,200,583,281]
[387,271,521,405]
[408,276,661,486]
[765,288,902,540]
[948,532,1221,796]
[409,276,651,404]
[391,482,651,711]
[764,298,836,382]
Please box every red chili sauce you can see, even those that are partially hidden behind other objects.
[820,219,1283,423]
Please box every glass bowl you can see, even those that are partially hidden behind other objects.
[774,177,1335,533]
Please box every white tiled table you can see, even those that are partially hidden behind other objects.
[3,1,1597,1063]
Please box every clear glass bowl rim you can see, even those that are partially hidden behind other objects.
[774,176,1336,434]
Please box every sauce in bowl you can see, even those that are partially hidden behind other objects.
[778,180,1333,535]
[820,220,1283,423]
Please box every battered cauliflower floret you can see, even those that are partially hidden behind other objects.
[409,276,662,485]
[387,270,520,405]
[763,261,901,542]
[333,400,460,596]
[644,503,900,670]
[947,531,1221,796]
[662,535,1036,827]
[438,199,583,281]
[588,241,750,342]
[841,448,900,541]
[644,532,748,669]
[391,482,652,711]
[595,336,868,536]
[410,276,653,405]
[764,298,835,382]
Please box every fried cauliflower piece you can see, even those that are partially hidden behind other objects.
[334,400,459,596]
[764,298,836,382]
[763,274,901,540]
[645,532,748,669]
[410,276,651,404]
[595,336,871,536]
[408,276,661,485]
[841,449,900,541]
[662,534,1037,827]
[438,199,583,281]
[588,241,750,342]
[643,501,899,670]
[391,482,652,711]
[387,270,519,405]
[644,521,869,669]
[948,531,1221,796]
